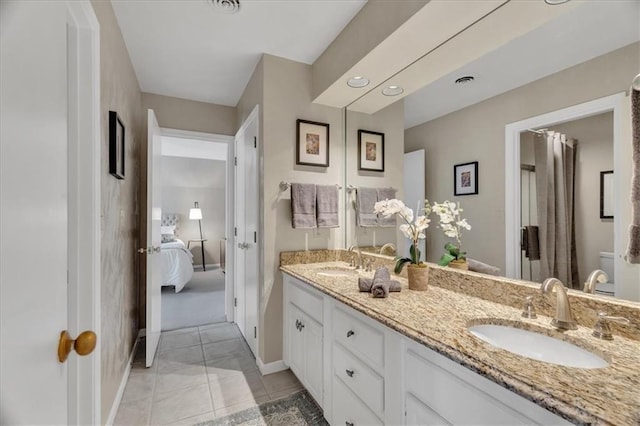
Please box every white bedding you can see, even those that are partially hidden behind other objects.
[161,238,194,292]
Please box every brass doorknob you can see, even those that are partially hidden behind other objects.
[58,330,97,363]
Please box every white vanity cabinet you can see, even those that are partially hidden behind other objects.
[283,274,324,406]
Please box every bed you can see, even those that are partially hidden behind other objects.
[161,214,194,293]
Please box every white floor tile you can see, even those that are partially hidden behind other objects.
[150,383,213,425]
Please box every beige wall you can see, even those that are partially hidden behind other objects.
[142,93,237,136]
[553,112,614,282]
[405,42,639,272]
[91,1,143,423]
[346,103,405,250]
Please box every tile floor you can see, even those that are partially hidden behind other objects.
[114,322,303,425]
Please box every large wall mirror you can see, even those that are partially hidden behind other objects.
[341,1,639,301]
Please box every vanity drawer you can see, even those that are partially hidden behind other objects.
[333,342,384,418]
[332,374,383,426]
[333,305,384,368]
[285,275,323,324]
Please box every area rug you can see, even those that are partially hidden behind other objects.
[197,390,328,426]
[161,267,226,330]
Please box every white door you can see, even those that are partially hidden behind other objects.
[234,107,259,356]
[1,1,100,424]
[403,150,426,259]
[146,109,163,367]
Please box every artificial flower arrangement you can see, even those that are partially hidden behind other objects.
[373,199,472,271]
[431,201,472,266]
[373,199,431,273]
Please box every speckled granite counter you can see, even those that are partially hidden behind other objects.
[280,256,640,425]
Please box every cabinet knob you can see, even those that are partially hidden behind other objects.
[345,369,354,377]
[299,322,305,330]
[346,330,355,338]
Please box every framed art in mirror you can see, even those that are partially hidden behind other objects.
[454,161,478,196]
[296,119,329,167]
[109,110,125,179]
[600,170,613,219]
[358,129,385,172]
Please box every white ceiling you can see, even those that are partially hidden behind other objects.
[403,0,640,129]
[112,0,366,106]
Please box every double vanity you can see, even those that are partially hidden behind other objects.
[280,250,640,425]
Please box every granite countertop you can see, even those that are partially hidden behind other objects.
[280,260,640,425]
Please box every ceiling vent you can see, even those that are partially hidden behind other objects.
[454,76,475,85]
[207,0,241,14]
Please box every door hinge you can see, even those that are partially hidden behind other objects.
[254,231,257,243]
[234,297,237,307]
[254,136,257,148]
[234,156,237,166]
[234,227,237,236]
[254,326,257,338]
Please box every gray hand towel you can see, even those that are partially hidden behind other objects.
[628,88,640,263]
[525,225,540,260]
[359,276,401,292]
[291,183,316,229]
[377,188,397,227]
[371,279,390,298]
[467,258,501,276]
[316,185,339,228]
[373,266,391,282]
[356,187,378,227]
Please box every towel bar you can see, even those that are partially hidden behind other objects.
[279,181,342,191]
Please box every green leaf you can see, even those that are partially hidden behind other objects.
[394,258,412,274]
[444,242,459,257]
[458,251,467,261]
[409,244,421,264]
[438,253,456,266]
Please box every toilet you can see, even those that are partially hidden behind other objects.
[596,251,615,296]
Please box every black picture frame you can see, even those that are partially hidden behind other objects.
[296,119,330,167]
[600,170,613,219]
[109,111,125,179]
[454,161,478,196]
[358,129,385,172]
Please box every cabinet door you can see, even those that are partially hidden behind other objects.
[288,303,305,380]
[304,315,323,404]
[406,393,450,426]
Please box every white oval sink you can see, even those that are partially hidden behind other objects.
[468,324,608,369]
[316,267,358,277]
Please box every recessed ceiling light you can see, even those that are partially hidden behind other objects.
[207,0,241,14]
[544,0,571,5]
[347,76,370,88]
[455,76,475,85]
[382,85,404,96]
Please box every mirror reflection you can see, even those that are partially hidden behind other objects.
[342,1,639,301]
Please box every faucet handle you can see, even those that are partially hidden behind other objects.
[592,312,630,340]
[521,296,537,319]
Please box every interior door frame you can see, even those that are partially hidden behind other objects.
[504,92,634,297]
[66,1,102,423]
[159,128,235,321]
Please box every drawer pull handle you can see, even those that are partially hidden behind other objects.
[346,330,355,338]
[345,369,354,377]
[299,322,305,330]
[295,319,300,330]
[346,422,354,426]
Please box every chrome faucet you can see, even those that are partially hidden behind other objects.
[348,245,363,269]
[540,278,577,330]
[583,269,609,294]
[379,243,396,255]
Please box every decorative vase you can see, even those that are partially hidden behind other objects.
[407,264,429,291]
[448,259,469,270]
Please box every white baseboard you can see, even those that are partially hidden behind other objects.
[194,263,220,271]
[257,357,287,375]
[105,330,143,426]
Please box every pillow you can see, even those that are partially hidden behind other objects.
[160,225,176,235]
[162,234,177,243]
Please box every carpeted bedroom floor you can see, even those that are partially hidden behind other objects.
[162,266,226,331]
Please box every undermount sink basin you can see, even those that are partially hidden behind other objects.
[468,324,609,369]
[316,267,359,277]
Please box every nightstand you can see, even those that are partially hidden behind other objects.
[187,239,207,271]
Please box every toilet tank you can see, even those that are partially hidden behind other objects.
[599,251,614,282]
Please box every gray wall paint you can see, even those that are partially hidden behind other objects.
[91,1,143,423]
[405,42,638,273]
[161,156,227,265]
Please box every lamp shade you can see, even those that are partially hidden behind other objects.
[189,208,202,220]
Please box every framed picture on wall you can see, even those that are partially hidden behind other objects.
[296,119,330,167]
[109,110,125,179]
[454,161,478,196]
[600,170,613,219]
[358,129,385,172]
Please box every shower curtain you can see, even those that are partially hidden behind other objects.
[534,131,579,288]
